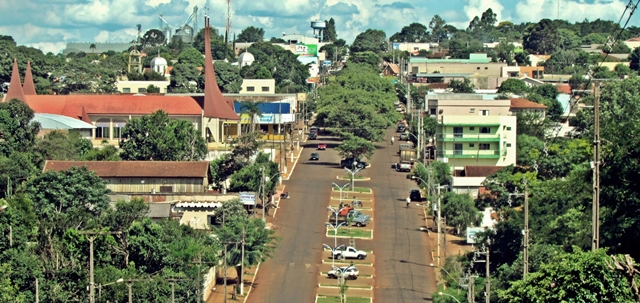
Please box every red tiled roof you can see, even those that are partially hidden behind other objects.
[386,64,400,74]
[626,37,640,42]
[23,61,37,95]
[464,166,505,177]
[203,17,239,120]
[43,160,210,178]
[510,98,547,109]
[556,84,571,94]
[80,106,92,123]
[5,58,25,103]
[25,94,204,117]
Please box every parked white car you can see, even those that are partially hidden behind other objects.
[332,246,367,260]
[327,266,359,280]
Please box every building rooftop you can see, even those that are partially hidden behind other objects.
[43,161,210,178]
[34,113,96,130]
[510,98,548,109]
[416,73,472,78]
[410,53,492,63]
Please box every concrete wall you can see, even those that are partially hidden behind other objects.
[116,81,170,94]
[427,97,512,122]
[241,79,276,94]
[409,62,506,78]
[104,177,206,193]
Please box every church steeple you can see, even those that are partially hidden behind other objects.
[202,16,239,120]
[23,61,37,95]
[5,58,26,103]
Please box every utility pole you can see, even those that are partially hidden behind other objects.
[437,186,442,267]
[261,167,266,221]
[467,275,475,303]
[240,225,246,296]
[523,187,529,278]
[473,243,490,303]
[592,82,601,251]
[79,230,121,303]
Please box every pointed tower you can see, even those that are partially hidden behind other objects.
[80,106,92,124]
[23,61,37,95]
[5,58,26,103]
[202,16,239,120]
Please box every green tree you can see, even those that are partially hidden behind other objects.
[346,51,380,69]
[0,99,41,157]
[322,18,337,42]
[582,33,607,45]
[246,42,310,92]
[168,63,200,93]
[334,136,376,160]
[441,192,481,235]
[34,130,92,161]
[119,110,207,161]
[350,29,387,53]
[499,248,636,303]
[614,63,631,78]
[211,61,242,93]
[514,51,532,66]
[630,47,640,71]
[429,15,448,43]
[177,47,204,66]
[390,23,429,43]
[236,26,265,42]
[214,209,278,290]
[146,84,160,93]
[497,79,528,95]
[82,142,120,161]
[523,19,559,54]
[448,78,475,93]
[141,29,166,46]
[254,66,272,79]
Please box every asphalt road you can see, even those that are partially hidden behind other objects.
[365,129,437,302]
[246,130,436,303]
[246,134,346,303]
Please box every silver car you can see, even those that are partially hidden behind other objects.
[327,266,359,280]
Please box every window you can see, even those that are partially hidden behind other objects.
[261,86,269,92]
[247,86,255,92]
[138,88,146,93]
[506,126,512,131]
[113,120,127,139]
[484,67,488,70]
[506,143,512,147]
[469,108,475,113]
[123,88,131,93]
[480,110,489,116]
[430,108,436,115]
[453,127,463,138]
[479,144,491,150]
[477,67,480,70]
[95,119,110,139]
[480,127,491,134]
[469,127,475,130]
[469,143,475,147]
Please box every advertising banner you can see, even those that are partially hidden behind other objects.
[466,227,486,244]
[239,192,257,205]
[295,44,318,56]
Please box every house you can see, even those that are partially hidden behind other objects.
[42,160,211,193]
[426,93,512,122]
[510,98,548,119]
[241,79,276,94]
[3,17,240,148]
[519,66,544,79]
[383,63,400,76]
[391,42,438,54]
[408,54,507,88]
[624,37,640,50]
[520,76,544,88]
[450,166,505,198]
[115,80,170,94]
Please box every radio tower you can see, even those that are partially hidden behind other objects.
[225,0,232,45]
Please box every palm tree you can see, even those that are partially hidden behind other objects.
[239,101,264,133]
[89,43,96,53]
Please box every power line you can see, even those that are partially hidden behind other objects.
[547,0,639,143]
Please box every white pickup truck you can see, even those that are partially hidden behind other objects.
[332,246,368,260]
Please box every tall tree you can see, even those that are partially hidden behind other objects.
[177,47,204,66]
[429,15,448,43]
[523,19,560,55]
[350,29,387,53]
[236,26,265,42]
[0,99,40,157]
[119,110,207,161]
[211,61,242,93]
[322,18,337,42]
[141,29,166,46]
[390,23,429,43]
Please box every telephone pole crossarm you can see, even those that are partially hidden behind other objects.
[78,230,122,303]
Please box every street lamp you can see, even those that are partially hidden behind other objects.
[79,230,122,303]
[323,243,345,268]
[343,167,362,191]
[331,182,350,205]
[412,176,448,267]
[331,265,357,288]
[438,292,462,303]
[124,278,152,303]
[325,221,347,266]
[98,278,123,298]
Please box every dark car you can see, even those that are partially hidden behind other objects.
[308,131,317,140]
[397,125,406,133]
[410,189,422,201]
[310,153,319,160]
[340,157,367,169]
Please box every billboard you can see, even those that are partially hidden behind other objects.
[295,44,318,56]
[466,227,486,244]
[239,192,257,205]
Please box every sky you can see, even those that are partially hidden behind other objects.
[0,0,635,54]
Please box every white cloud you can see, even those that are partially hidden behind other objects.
[94,31,109,43]
[145,0,171,8]
[513,0,627,24]
[464,0,505,23]
[25,42,68,54]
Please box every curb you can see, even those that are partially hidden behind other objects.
[242,262,261,303]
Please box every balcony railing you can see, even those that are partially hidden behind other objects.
[437,149,500,159]
[437,133,500,142]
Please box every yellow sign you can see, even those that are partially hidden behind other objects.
[240,114,251,124]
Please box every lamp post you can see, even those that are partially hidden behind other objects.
[324,222,347,267]
[343,167,362,191]
[438,292,462,303]
[323,243,346,268]
[98,278,123,298]
[166,278,189,303]
[123,278,152,303]
[331,182,350,205]
[412,177,447,267]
